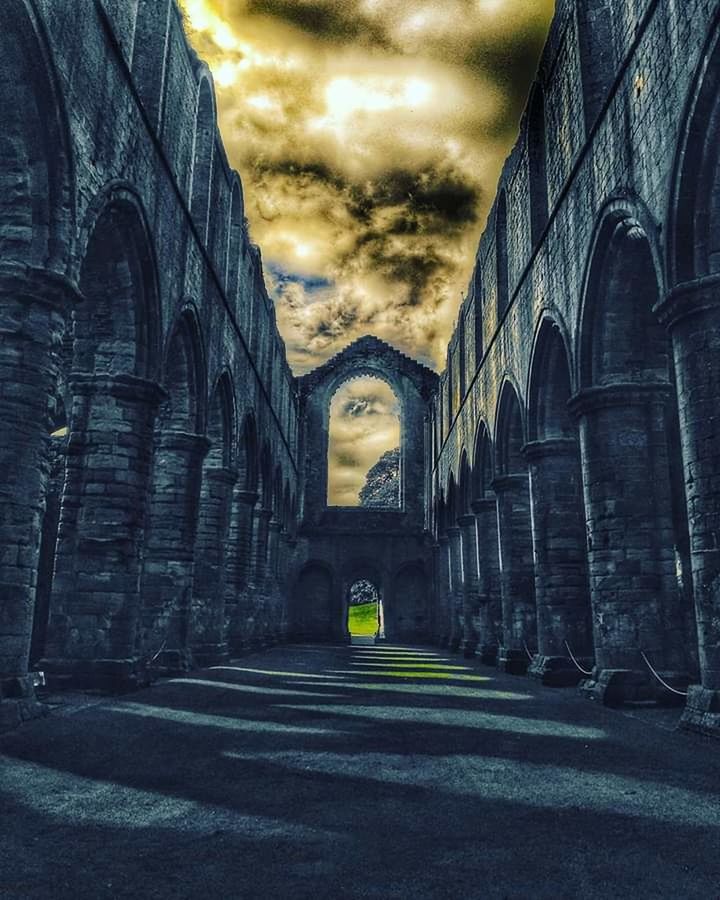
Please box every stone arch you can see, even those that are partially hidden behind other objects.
[159,305,207,433]
[575,0,617,133]
[239,411,259,493]
[495,190,509,321]
[471,420,493,500]
[458,449,472,517]
[493,379,537,668]
[130,0,172,131]
[289,561,337,642]
[74,185,162,380]
[527,83,549,246]
[572,201,696,688]
[226,175,245,305]
[663,14,720,705]
[473,268,484,365]
[189,71,216,242]
[525,315,593,670]
[0,0,74,272]
[390,561,430,642]
[191,370,238,665]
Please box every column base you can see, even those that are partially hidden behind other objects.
[528,655,587,687]
[150,648,194,677]
[579,668,690,707]
[478,644,498,666]
[40,657,149,693]
[498,647,529,676]
[462,639,478,659]
[0,675,47,732]
[679,686,720,737]
[192,643,230,668]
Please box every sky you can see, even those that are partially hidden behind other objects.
[179,0,555,502]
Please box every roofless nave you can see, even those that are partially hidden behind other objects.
[1,0,719,740]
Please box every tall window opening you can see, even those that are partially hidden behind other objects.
[327,376,401,508]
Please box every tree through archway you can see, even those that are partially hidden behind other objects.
[347,579,381,639]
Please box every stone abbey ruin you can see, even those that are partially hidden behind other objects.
[2,0,720,741]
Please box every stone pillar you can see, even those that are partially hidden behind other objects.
[266,519,283,644]
[493,474,537,675]
[446,526,464,651]
[249,507,273,648]
[224,489,257,654]
[471,498,502,665]
[191,466,238,666]
[0,265,78,728]
[569,383,689,705]
[656,278,720,733]
[42,373,165,691]
[140,431,210,674]
[458,514,479,658]
[524,438,594,686]
[436,535,452,646]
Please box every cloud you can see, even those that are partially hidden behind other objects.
[180,0,553,373]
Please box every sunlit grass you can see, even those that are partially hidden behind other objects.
[348,601,378,636]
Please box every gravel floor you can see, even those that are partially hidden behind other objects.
[1,643,719,900]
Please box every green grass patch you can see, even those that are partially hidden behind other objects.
[348,601,378,636]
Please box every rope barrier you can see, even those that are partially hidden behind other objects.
[640,650,689,697]
[151,639,167,663]
[523,641,534,661]
[564,640,593,677]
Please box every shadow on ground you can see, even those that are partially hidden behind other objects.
[1,643,719,899]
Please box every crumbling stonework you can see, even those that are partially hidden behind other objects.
[2,0,720,740]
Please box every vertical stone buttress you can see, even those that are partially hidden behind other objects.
[43,373,166,690]
[570,384,689,704]
[0,266,77,726]
[224,489,258,652]
[446,525,464,651]
[471,498,502,664]
[657,281,720,733]
[458,514,479,657]
[191,465,238,665]
[140,431,210,673]
[524,438,594,685]
[437,535,452,646]
[493,473,537,674]
[249,507,273,647]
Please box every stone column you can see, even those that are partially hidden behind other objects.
[493,474,537,674]
[446,526,464,651]
[0,265,78,728]
[249,507,273,648]
[524,438,594,686]
[569,383,689,705]
[471,498,502,664]
[458,514,479,658]
[140,430,210,674]
[265,519,283,644]
[224,489,257,654]
[656,278,720,733]
[42,372,165,691]
[436,535,452,646]
[191,466,238,666]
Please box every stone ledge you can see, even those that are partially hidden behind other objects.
[498,647,530,676]
[0,674,47,732]
[39,657,150,693]
[579,668,690,707]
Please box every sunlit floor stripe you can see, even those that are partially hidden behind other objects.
[107,702,340,734]
[222,749,720,827]
[272,702,606,739]
[347,661,471,670]
[310,679,533,700]
[166,678,346,698]
[328,668,492,681]
[209,666,345,679]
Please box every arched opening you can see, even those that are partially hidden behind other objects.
[226,177,244,306]
[327,376,401,509]
[495,191,509,321]
[576,1,616,133]
[190,75,215,242]
[473,268,484,368]
[576,210,696,689]
[494,381,537,671]
[191,372,237,665]
[471,422,502,663]
[347,579,381,641]
[527,84,549,246]
[290,563,336,642]
[140,309,207,670]
[526,319,593,679]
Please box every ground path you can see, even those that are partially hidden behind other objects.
[1,643,719,899]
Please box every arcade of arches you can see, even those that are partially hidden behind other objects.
[1,0,720,742]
